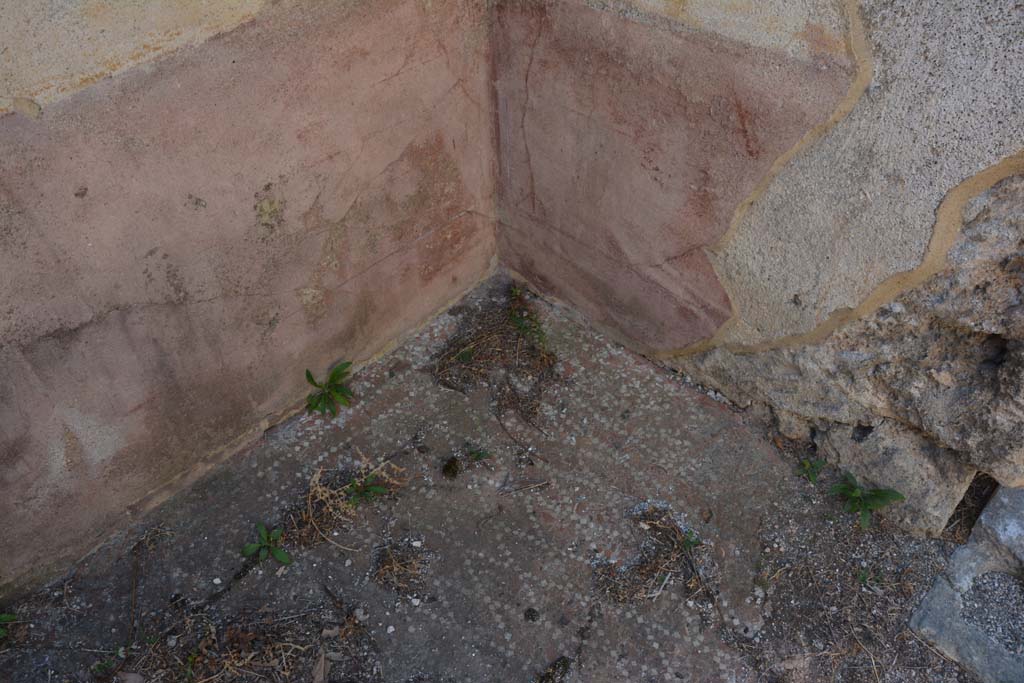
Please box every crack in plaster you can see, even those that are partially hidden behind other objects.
[6,208,488,353]
[519,16,544,214]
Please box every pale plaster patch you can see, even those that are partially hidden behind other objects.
[620,0,850,67]
[692,0,1024,352]
[45,407,127,475]
[0,0,265,114]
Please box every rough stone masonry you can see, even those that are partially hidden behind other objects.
[681,176,1024,535]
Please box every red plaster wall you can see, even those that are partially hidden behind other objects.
[493,0,853,352]
[0,0,495,594]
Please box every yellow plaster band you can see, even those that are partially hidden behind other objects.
[664,0,874,360]
[678,150,1024,357]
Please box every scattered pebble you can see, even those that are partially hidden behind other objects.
[962,571,1024,654]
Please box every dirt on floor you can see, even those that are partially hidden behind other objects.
[0,276,980,682]
[732,435,975,683]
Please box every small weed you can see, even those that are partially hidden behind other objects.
[682,529,702,552]
[831,472,905,528]
[345,473,388,506]
[242,523,292,565]
[0,613,16,640]
[90,657,117,675]
[856,569,878,586]
[594,508,714,605]
[468,446,491,462]
[798,458,826,483]
[509,295,547,348]
[184,651,199,681]
[305,362,354,417]
[433,283,557,425]
[289,462,406,547]
[442,444,491,480]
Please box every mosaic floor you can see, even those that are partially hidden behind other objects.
[0,276,969,683]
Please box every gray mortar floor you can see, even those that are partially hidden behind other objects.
[0,277,977,683]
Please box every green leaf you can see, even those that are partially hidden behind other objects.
[242,543,262,557]
[259,547,269,562]
[0,614,16,623]
[859,510,872,528]
[257,523,269,543]
[366,486,388,495]
[311,392,332,415]
[330,388,349,408]
[270,527,283,542]
[863,488,905,510]
[271,547,292,565]
[305,369,321,388]
[0,627,7,638]
[329,362,352,385]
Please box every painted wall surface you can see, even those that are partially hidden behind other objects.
[494,0,854,353]
[3,0,1022,593]
[0,0,496,594]
[490,0,1024,533]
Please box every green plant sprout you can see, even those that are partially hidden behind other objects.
[831,472,904,529]
[242,523,292,565]
[305,362,354,417]
[798,458,826,483]
[0,613,16,640]
[508,287,547,348]
[345,473,388,506]
[467,447,491,462]
[856,569,879,586]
